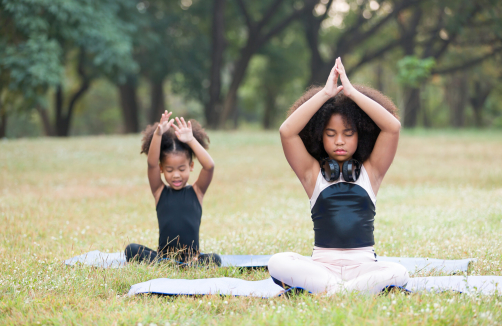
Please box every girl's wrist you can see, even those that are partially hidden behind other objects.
[321,87,335,98]
[345,86,358,99]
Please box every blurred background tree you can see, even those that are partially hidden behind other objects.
[0,0,137,137]
[1,0,501,137]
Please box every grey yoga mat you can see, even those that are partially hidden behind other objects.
[64,250,475,274]
[127,276,502,297]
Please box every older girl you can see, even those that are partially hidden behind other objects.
[268,58,409,294]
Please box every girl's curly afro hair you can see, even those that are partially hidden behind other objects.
[140,119,209,163]
[287,85,399,163]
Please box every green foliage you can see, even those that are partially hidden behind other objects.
[396,56,436,88]
[0,0,136,114]
[125,0,211,102]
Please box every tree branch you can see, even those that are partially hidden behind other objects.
[422,8,445,57]
[336,0,422,58]
[256,0,285,33]
[320,0,334,23]
[346,38,403,75]
[432,47,502,75]
[66,48,91,127]
[258,1,317,47]
[236,0,254,31]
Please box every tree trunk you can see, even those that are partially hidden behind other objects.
[217,0,308,128]
[403,87,421,128]
[422,103,430,128]
[149,79,166,125]
[54,49,91,137]
[118,75,140,133]
[0,103,6,138]
[219,46,255,128]
[54,85,66,136]
[205,0,226,128]
[54,81,90,137]
[469,81,492,128]
[262,87,277,129]
[375,63,384,93]
[445,72,469,128]
[303,4,327,86]
[36,105,54,136]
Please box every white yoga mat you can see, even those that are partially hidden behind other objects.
[65,250,475,274]
[128,276,502,297]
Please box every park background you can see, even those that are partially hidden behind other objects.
[1,0,502,325]
[1,0,502,137]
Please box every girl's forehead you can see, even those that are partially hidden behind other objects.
[325,114,351,129]
[163,152,190,165]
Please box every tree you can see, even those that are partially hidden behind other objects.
[301,0,424,86]
[116,0,211,131]
[396,0,502,127]
[0,0,136,136]
[205,0,318,128]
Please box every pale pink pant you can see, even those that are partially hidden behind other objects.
[268,247,409,295]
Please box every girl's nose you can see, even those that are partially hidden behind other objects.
[335,135,345,145]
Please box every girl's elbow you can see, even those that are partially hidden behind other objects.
[391,120,401,134]
[384,120,401,134]
[279,123,291,138]
[204,160,215,171]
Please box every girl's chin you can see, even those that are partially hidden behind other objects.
[330,155,351,161]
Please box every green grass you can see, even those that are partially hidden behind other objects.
[1,130,502,325]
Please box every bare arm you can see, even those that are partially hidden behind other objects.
[148,111,174,201]
[335,58,401,192]
[279,66,344,198]
[173,117,214,203]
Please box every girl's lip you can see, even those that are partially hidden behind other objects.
[335,150,346,153]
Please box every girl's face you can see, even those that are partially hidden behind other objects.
[323,114,358,162]
[160,152,194,190]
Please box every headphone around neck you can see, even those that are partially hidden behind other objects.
[320,158,361,182]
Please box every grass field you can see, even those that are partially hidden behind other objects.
[1,130,502,325]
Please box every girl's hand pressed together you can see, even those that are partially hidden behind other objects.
[157,111,174,135]
[334,57,355,98]
[173,117,194,143]
[323,58,344,98]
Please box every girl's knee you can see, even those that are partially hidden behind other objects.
[268,252,300,276]
[386,262,409,285]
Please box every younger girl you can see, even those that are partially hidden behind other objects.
[268,58,409,294]
[125,111,221,266]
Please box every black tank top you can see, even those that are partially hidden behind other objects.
[311,180,375,248]
[156,185,202,254]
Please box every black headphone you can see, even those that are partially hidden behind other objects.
[320,158,361,182]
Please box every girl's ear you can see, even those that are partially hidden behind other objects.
[159,162,163,173]
[190,160,195,171]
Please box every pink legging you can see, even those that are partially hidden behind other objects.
[268,247,409,295]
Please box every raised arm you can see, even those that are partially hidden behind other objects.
[279,66,344,197]
[148,111,173,200]
[335,57,401,191]
[173,117,214,203]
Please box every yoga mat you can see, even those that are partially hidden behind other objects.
[128,277,284,298]
[65,251,475,273]
[128,276,502,297]
[65,250,127,268]
[406,276,502,295]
